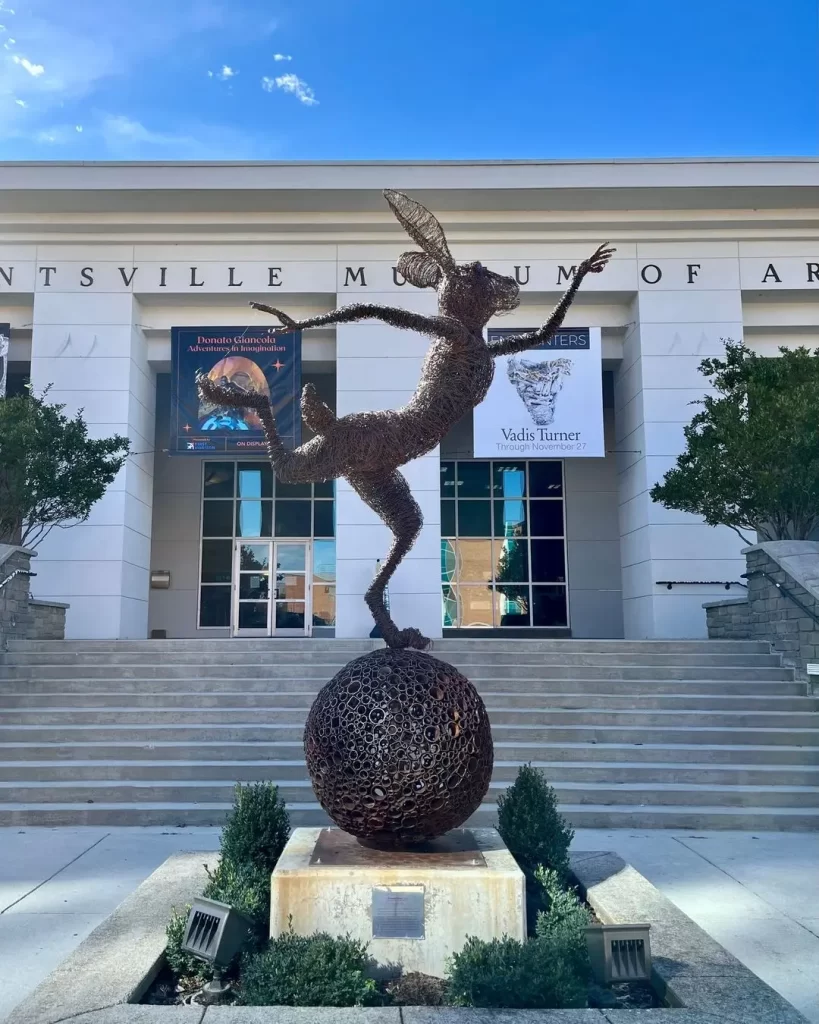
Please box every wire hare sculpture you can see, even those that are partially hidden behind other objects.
[197,190,614,650]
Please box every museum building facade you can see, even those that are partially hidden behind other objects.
[2,158,818,642]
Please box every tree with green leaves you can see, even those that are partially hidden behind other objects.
[650,340,819,544]
[0,387,130,547]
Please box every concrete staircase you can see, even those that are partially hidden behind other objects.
[1,637,818,830]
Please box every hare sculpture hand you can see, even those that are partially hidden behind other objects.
[197,191,614,649]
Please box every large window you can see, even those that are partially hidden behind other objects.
[441,460,568,629]
[199,461,335,629]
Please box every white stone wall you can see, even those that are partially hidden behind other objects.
[615,245,746,638]
[29,289,155,639]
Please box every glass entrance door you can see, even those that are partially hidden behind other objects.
[232,540,311,637]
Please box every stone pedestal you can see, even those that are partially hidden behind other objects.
[270,826,525,978]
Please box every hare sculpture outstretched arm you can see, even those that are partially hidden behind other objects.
[197,189,613,649]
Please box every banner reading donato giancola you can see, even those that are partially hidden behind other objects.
[474,327,604,459]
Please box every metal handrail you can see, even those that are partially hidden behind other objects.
[656,580,746,591]
[0,568,36,591]
[741,569,819,628]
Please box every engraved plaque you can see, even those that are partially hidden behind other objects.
[372,886,425,939]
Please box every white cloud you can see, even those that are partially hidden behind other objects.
[206,69,213,77]
[262,72,318,106]
[273,53,291,61]
[12,54,44,76]
[75,124,82,132]
[217,64,236,80]
[14,97,24,106]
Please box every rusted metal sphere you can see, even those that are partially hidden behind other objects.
[304,648,494,847]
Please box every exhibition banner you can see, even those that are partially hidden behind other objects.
[474,327,604,458]
[170,326,301,455]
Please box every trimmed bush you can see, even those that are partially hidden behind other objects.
[164,782,290,985]
[165,906,207,984]
[497,765,574,881]
[533,867,591,1007]
[202,858,271,940]
[218,782,291,875]
[240,931,378,1007]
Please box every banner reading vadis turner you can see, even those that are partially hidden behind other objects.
[171,327,302,455]
[474,327,604,458]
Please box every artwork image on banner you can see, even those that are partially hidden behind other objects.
[474,328,604,458]
[171,327,301,455]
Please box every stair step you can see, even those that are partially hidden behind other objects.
[0,801,816,831]
[4,679,806,696]
[4,723,817,746]
[0,652,784,667]
[0,664,795,681]
[1,706,816,728]
[6,779,819,809]
[1,692,814,711]
[3,759,817,787]
[2,639,772,654]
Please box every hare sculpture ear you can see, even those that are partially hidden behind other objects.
[396,251,443,289]
[384,189,456,273]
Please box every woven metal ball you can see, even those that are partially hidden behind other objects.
[304,648,494,847]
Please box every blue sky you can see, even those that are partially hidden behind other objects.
[0,0,816,161]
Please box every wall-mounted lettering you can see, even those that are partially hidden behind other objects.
[514,265,530,285]
[228,267,243,287]
[762,263,781,283]
[344,266,366,287]
[556,265,577,285]
[38,267,56,286]
[0,267,12,287]
[392,266,407,286]
[687,263,701,284]
[80,267,93,287]
[641,264,662,284]
[268,267,282,287]
[807,263,819,283]
[159,267,167,288]
[118,267,138,287]
[190,267,204,287]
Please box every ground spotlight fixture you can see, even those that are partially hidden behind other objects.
[586,923,652,985]
[181,896,250,1000]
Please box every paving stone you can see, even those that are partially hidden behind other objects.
[401,1012,604,1023]
[68,1010,202,1024]
[667,973,810,1024]
[206,1010,400,1023]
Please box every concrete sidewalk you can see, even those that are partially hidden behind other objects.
[1,828,817,1023]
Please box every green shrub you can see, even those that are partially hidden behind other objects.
[445,864,592,1010]
[533,867,591,1007]
[240,931,378,1006]
[218,782,291,875]
[497,765,574,881]
[165,905,208,983]
[446,932,584,1009]
[202,858,271,939]
[164,782,289,983]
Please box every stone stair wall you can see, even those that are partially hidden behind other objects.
[705,541,819,686]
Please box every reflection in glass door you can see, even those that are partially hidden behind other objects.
[232,541,312,637]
